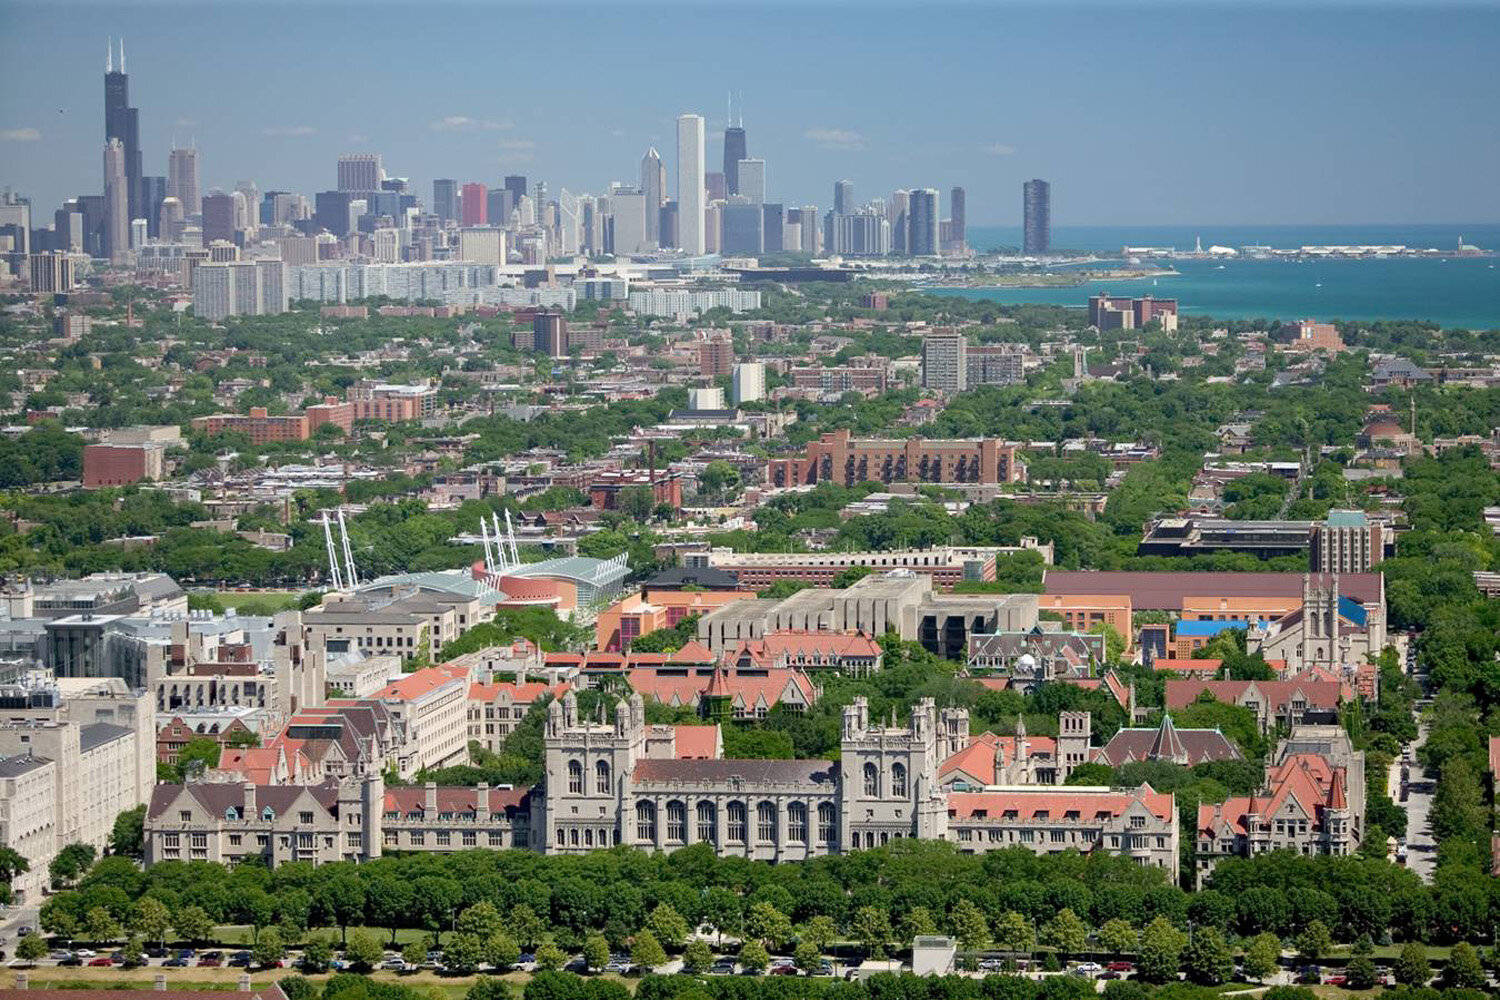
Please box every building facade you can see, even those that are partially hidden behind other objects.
[767,430,1027,488]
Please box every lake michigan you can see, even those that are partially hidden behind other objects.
[937,224,1500,330]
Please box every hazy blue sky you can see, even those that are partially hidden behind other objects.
[2,0,1498,226]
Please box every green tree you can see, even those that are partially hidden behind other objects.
[630,929,667,971]
[85,905,122,943]
[802,915,839,953]
[1184,927,1234,985]
[457,902,507,941]
[1393,941,1429,986]
[746,901,792,950]
[120,935,144,967]
[1430,756,1489,842]
[852,906,893,958]
[795,938,822,973]
[951,898,992,952]
[485,931,521,970]
[301,935,334,973]
[48,842,97,887]
[617,485,655,522]
[645,903,691,950]
[1042,908,1089,960]
[16,934,47,964]
[135,897,171,947]
[534,941,567,972]
[175,906,213,945]
[1444,942,1485,989]
[583,933,611,972]
[253,927,285,968]
[682,938,713,974]
[345,930,383,970]
[0,846,30,904]
[1346,955,1379,990]
[1294,920,1331,964]
[994,911,1035,956]
[468,978,512,1000]
[1137,916,1187,984]
[738,939,770,973]
[444,933,485,974]
[1242,933,1281,983]
[402,937,429,969]
[508,904,546,949]
[1098,919,1138,956]
[901,907,938,940]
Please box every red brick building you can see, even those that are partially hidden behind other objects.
[588,470,684,511]
[766,429,1026,488]
[191,408,310,443]
[699,335,733,376]
[83,443,164,487]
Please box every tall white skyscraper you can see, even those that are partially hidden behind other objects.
[641,147,664,247]
[676,113,706,255]
[103,138,129,263]
[168,147,201,217]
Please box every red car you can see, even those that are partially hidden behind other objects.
[88,957,115,967]
[1324,976,1347,986]
[1106,962,1134,972]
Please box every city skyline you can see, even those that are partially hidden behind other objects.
[1,2,1499,227]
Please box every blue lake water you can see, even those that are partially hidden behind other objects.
[945,224,1500,329]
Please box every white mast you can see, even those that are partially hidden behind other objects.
[321,511,343,591]
[479,516,495,572]
[337,508,359,588]
[505,509,521,566]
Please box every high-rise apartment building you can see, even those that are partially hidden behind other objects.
[907,188,940,256]
[720,200,764,255]
[640,148,664,247]
[922,330,967,392]
[167,147,200,217]
[949,186,966,251]
[432,179,457,222]
[460,183,487,226]
[723,122,747,197]
[29,252,76,293]
[532,311,568,358]
[699,334,733,377]
[606,188,648,255]
[732,362,765,405]
[103,139,129,263]
[833,180,855,216]
[1023,179,1050,255]
[1310,511,1385,574]
[103,39,143,223]
[677,114,707,255]
[337,153,383,192]
[889,189,910,255]
[762,204,784,253]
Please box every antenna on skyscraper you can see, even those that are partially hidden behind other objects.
[106,37,113,73]
[119,37,125,73]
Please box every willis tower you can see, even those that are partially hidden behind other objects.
[104,38,143,223]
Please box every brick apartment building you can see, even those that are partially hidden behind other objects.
[82,443,165,487]
[767,429,1026,488]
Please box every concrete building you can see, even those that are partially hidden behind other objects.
[1023,179,1050,255]
[922,330,967,391]
[1087,294,1179,332]
[676,114,706,254]
[167,147,201,217]
[693,543,1052,593]
[732,362,765,404]
[1310,510,1385,573]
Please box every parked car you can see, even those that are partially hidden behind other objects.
[1106,961,1134,972]
[1098,971,1121,980]
[770,964,798,976]
[164,957,190,968]
[57,955,82,967]
[380,958,408,972]
[709,958,737,975]
[1073,962,1103,975]
[74,949,97,958]
[15,927,32,938]
[815,960,835,977]
[145,946,168,959]
[1324,975,1348,986]
[605,959,636,974]
[88,956,114,967]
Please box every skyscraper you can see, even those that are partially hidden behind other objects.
[723,121,747,197]
[833,180,855,216]
[737,159,766,204]
[201,190,235,244]
[949,186,966,251]
[103,138,129,263]
[907,188,939,256]
[676,114,706,255]
[460,183,487,226]
[504,175,528,211]
[432,179,457,222]
[1023,179,1050,255]
[889,189,909,255]
[104,38,143,223]
[141,175,166,236]
[641,147,664,246]
[167,147,200,218]
[337,154,383,192]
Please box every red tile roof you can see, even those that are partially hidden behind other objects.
[1153,658,1222,675]
[672,724,720,759]
[947,784,1175,823]
[940,732,1060,786]
[375,664,469,701]
[1165,678,1345,713]
[468,679,570,703]
[383,784,529,816]
[625,665,818,712]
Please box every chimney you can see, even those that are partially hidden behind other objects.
[424,781,438,812]
[243,781,256,816]
[155,973,168,991]
[476,782,489,820]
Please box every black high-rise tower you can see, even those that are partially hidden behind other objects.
[104,38,144,223]
[723,92,746,197]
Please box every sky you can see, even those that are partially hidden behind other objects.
[1,0,1499,228]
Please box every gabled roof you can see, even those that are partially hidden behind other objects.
[947,784,1175,823]
[1096,717,1241,767]
[939,732,1059,786]
[1165,678,1345,713]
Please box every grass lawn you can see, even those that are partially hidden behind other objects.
[188,591,307,616]
[20,966,637,996]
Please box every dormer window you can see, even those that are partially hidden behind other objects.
[262,806,275,821]
[225,807,239,821]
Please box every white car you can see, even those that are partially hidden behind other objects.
[74,949,97,958]
[1072,962,1103,975]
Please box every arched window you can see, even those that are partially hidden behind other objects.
[666,801,687,843]
[696,801,717,843]
[818,802,837,844]
[636,801,657,842]
[567,759,584,794]
[891,762,908,798]
[864,761,879,797]
[757,801,777,843]
[727,801,747,842]
[595,759,611,794]
[788,803,808,844]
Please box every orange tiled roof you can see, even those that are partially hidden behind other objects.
[939,732,1060,786]
[948,784,1174,823]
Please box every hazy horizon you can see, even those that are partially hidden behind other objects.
[2,0,1499,227]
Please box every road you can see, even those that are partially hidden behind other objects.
[1398,635,1438,884]
[0,903,39,961]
